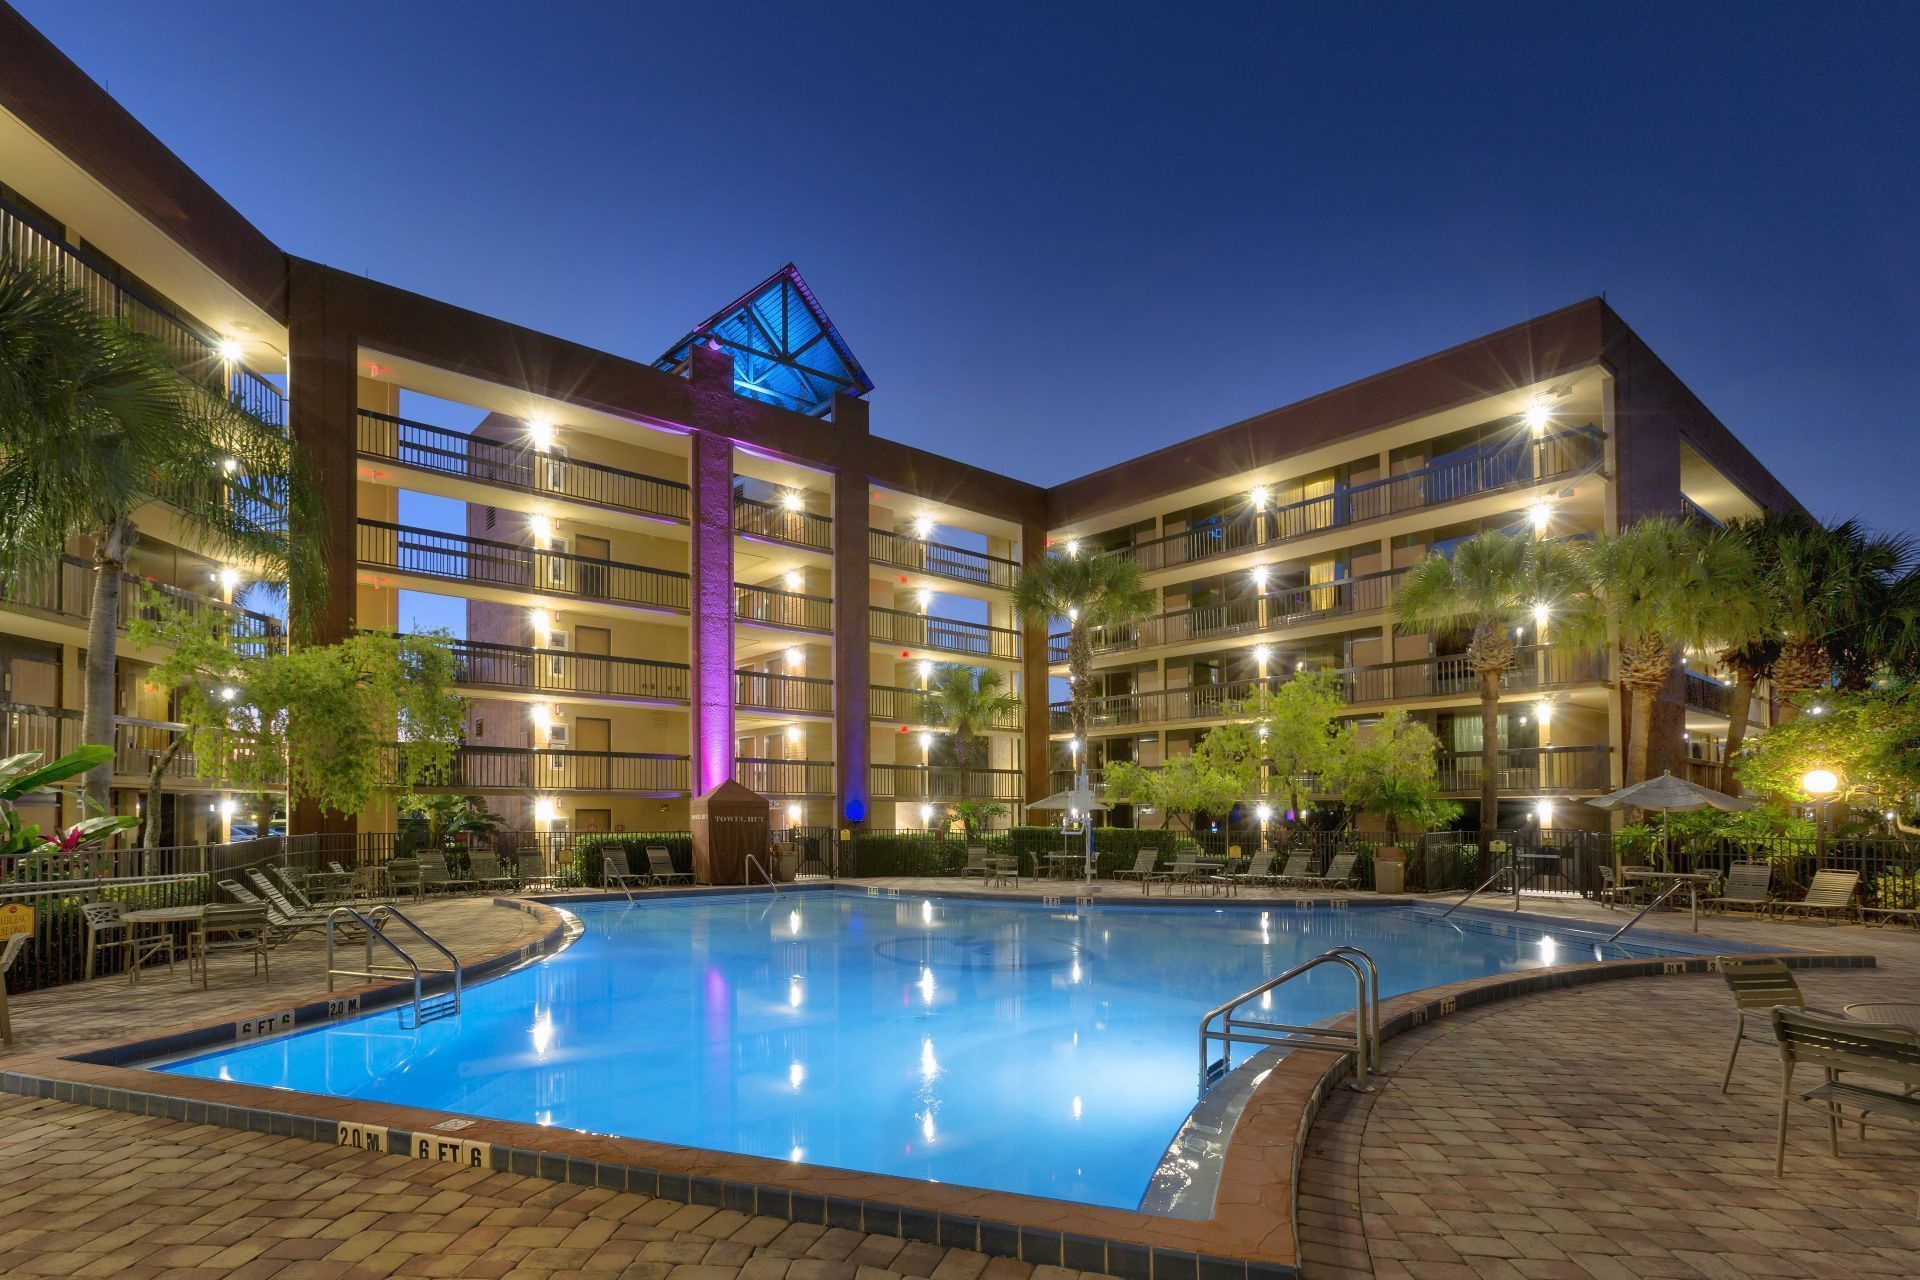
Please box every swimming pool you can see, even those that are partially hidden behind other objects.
[153,891,1728,1212]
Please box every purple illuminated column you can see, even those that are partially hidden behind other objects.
[688,428,735,795]
[829,392,871,828]
[1019,521,1053,806]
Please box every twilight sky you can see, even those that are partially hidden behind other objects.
[21,1,1919,536]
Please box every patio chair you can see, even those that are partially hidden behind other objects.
[646,847,693,886]
[419,851,474,895]
[1776,869,1860,923]
[189,904,270,989]
[1769,1006,1920,1175]
[1111,847,1170,894]
[1716,955,1804,1092]
[959,846,993,879]
[79,900,131,980]
[1706,862,1774,916]
[988,855,1019,887]
[1223,849,1276,890]
[467,853,516,893]
[601,849,651,896]
[1297,852,1359,891]
[513,850,551,891]
[1272,851,1316,888]
[0,932,28,1045]
[386,857,423,900]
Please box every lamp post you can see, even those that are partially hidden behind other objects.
[1801,769,1839,864]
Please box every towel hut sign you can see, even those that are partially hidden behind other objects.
[690,779,770,885]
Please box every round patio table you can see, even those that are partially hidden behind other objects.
[1841,1003,1920,1029]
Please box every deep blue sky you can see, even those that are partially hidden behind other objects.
[21,1,1919,534]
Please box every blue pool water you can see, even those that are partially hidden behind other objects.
[155,892,1724,1210]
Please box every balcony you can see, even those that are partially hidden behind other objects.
[869,763,1023,802]
[735,583,833,633]
[1683,670,1731,716]
[0,703,248,785]
[1,553,284,644]
[397,744,690,794]
[358,410,689,522]
[736,670,834,715]
[869,529,1018,591]
[871,607,1020,661]
[448,638,690,704]
[1435,744,1611,794]
[1104,427,1602,574]
[734,496,832,551]
[868,684,1021,730]
[1048,567,1407,662]
[735,757,835,796]
[357,520,690,612]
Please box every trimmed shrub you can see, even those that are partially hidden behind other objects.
[569,832,693,887]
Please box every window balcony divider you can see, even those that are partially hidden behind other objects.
[734,583,834,633]
[356,519,690,612]
[733,495,832,551]
[734,757,836,796]
[868,529,1017,590]
[1100,426,1604,573]
[444,637,691,703]
[867,763,1023,802]
[871,606,1021,661]
[357,410,690,522]
[393,744,690,794]
[735,670,835,714]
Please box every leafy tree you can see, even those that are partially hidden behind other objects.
[130,600,464,824]
[1390,532,1591,835]
[399,793,505,852]
[917,664,1018,792]
[1227,669,1346,834]
[0,261,326,810]
[1735,684,1920,818]
[1010,550,1154,752]
[1322,710,1461,840]
[944,798,1009,841]
[1103,743,1252,837]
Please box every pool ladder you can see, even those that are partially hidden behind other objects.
[745,853,780,892]
[326,906,464,1028]
[1197,946,1382,1098]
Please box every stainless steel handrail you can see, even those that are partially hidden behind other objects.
[1198,946,1380,1096]
[1441,860,1511,917]
[325,905,463,1025]
[745,853,779,892]
[1605,877,1694,943]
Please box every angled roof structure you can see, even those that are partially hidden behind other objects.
[653,264,873,417]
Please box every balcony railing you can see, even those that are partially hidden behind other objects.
[735,583,833,632]
[2,192,284,426]
[872,607,1021,661]
[869,763,1023,802]
[1048,567,1407,661]
[867,684,1022,730]
[1683,670,1731,716]
[869,529,1018,590]
[735,757,835,796]
[1105,427,1603,574]
[735,670,834,715]
[1,554,284,644]
[734,496,832,551]
[448,638,690,703]
[357,410,689,522]
[1436,744,1611,794]
[1053,678,1266,734]
[0,704,232,784]
[357,520,690,612]
[396,744,690,794]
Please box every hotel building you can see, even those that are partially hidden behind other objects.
[0,6,1800,846]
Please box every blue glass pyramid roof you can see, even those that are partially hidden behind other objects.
[653,264,873,417]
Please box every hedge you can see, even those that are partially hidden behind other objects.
[568,832,693,887]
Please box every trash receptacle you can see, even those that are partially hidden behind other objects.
[1373,847,1405,894]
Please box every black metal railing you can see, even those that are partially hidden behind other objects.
[869,529,1018,590]
[1683,670,1731,716]
[396,744,690,794]
[735,670,834,714]
[1,553,285,643]
[872,606,1021,661]
[735,757,836,796]
[869,763,1023,802]
[357,410,689,521]
[1435,744,1612,794]
[449,637,690,702]
[734,495,832,550]
[734,583,833,632]
[1048,567,1408,661]
[868,684,1022,730]
[357,520,690,612]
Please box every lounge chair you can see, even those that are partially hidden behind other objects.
[467,854,516,892]
[601,849,650,896]
[1706,862,1774,916]
[1769,1006,1920,1175]
[220,878,327,942]
[646,847,693,886]
[1716,955,1803,1092]
[1111,847,1170,894]
[1271,851,1316,887]
[1296,852,1359,891]
[261,864,320,911]
[1223,850,1276,890]
[79,900,130,980]
[419,851,474,895]
[245,868,338,928]
[1776,869,1860,923]
[0,932,28,1045]
[513,850,551,890]
[959,846,993,879]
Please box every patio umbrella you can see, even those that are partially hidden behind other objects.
[1024,789,1110,812]
[1586,771,1755,858]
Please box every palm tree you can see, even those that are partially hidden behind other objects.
[1705,513,1800,792]
[1772,519,1914,708]
[1010,550,1155,755]
[1391,531,1591,837]
[0,261,325,810]
[1584,517,1756,785]
[917,664,1019,796]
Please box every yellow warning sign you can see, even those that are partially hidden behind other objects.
[0,902,33,938]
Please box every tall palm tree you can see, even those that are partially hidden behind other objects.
[1771,518,1915,706]
[1010,550,1155,756]
[918,664,1019,795]
[1391,530,1591,838]
[1584,516,1755,785]
[1705,513,1801,792]
[0,261,325,810]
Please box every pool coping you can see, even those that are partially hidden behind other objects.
[0,884,1877,1280]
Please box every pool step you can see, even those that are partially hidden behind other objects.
[400,992,461,1029]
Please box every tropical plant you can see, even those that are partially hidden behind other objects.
[0,745,138,860]
[1010,550,1154,755]
[399,792,505,851]
[1706,513,1800,791]
[0,260,326,811]
[1770,518,1915,709]
[1227,668,1346,834]
[918,664,1019,792]
[944,798,1009,841]
[1390,531,1592,835]
[1322,710,1461,840]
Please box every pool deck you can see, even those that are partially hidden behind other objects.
[1,881,1915,1279]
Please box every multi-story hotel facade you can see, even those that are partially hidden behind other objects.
[0,6,1800,846]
